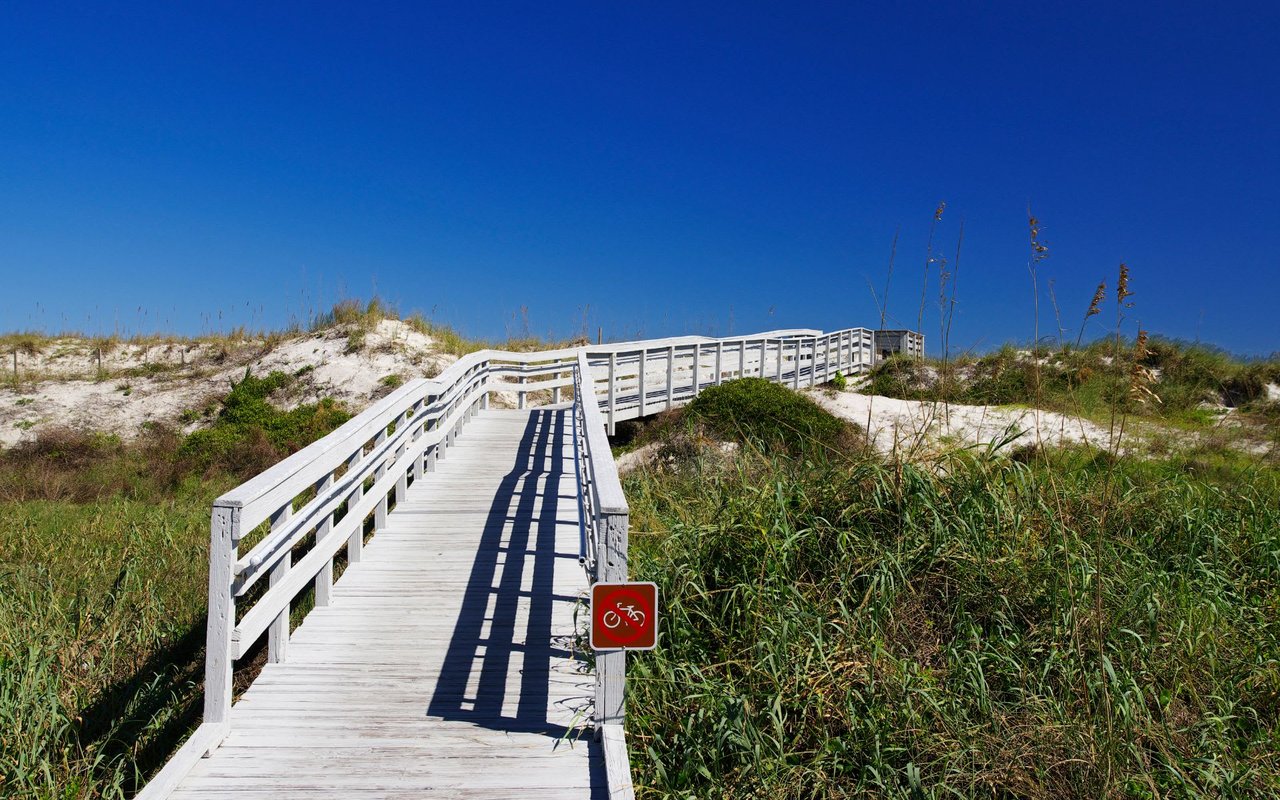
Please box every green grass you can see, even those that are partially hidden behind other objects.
[624,440,1280,798]
[0,490,220,798]
[0,368,350,798]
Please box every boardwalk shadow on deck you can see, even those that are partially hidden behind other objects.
[428,410,602,787]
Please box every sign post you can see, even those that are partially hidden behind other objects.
[590,581,658,651]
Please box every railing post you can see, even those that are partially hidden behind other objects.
[776,339,784,382]
[739,340,746,378]
[204,504,238,729]
[666,346,675,410]
[412,400,426,482]
[426,408,438,472]
[715,341,723,385]
[346,448,364,563]
[374,428,389,530]
[691,343,700,398]
[518,373,526,409]
[314,473,334,607]
[637,349,647,417]
[607,352,617,435]
[793,341,801,389]
[596,509,629,726]
[267,502,292,664]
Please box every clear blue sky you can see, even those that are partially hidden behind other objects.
[2,2,1277,355]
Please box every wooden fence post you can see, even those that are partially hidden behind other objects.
[204,504,238,727]
[267,502,292,664]
[314,473,334,607]
[596,510,629,726]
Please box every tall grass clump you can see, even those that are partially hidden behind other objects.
[623,438,1280,798]
[0,368,351,798]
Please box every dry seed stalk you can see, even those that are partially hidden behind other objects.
[1128,329,1161,405]
[1076,280,1106,347]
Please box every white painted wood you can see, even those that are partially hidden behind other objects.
[637,348,646,417]
[147,410,600,797]
[346,448,364,564]
[691,342,700,397]
[150,326,900,798]
[607,352,617,435]
[595,512,628,726]
[600,724,636,800]
[267,502,292,664]
[203,505,237,726]
[313,473,333,608]
[132,723,228,799]
[374,428,389,530]
[665,345,675,410]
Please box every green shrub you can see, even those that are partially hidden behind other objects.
[831,370,847,391]
[687,378,857,454]
[178,369,349,478]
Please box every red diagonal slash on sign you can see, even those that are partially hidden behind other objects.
[590,582,658,650]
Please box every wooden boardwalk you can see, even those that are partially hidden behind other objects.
[171,408,604,798]
[141,328,894,798]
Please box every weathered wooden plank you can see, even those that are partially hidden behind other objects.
[159,407,602,797]
[148,329,897,799]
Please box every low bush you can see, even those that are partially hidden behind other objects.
[686,378,860,455]
[177,369,349,479]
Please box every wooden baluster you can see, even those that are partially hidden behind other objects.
[267,501,292,663]
[715,341,723,385]
[347,448,364,563]
[426,407,438,472]
[412,400,426,482]
[666,345,675,410]
[395,427,408,509]
[637,349,646,417]
[607,352,617,436]
[691,343,700,398]
[374,428,389,531]
[314,472,334,608]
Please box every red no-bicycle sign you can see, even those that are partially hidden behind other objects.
[590,581,659,651]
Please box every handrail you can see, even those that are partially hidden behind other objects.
[139,323,911,800]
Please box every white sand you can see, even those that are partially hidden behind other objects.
[0,320,459,447]
[809,389,1136,456]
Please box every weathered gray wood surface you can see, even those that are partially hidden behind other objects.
[170,409,604,799]
[142,326,906,799]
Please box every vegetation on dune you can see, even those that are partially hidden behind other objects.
[0,368,351,798]
[686,377,860,456]
[624,388,1280,798]
[178,369,349,478]
[868,338,1280,432]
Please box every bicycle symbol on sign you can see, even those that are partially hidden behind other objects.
[601,603,646,630]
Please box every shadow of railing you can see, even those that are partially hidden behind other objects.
[427,408,598,747]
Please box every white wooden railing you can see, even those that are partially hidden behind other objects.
[138,326,883,799]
